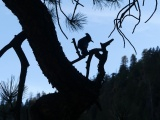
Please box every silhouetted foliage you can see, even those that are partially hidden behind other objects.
[0,76,27,120]
[1,47,160,120]
[1,0,158,120]
[79,46,160,120]
[0,91,46,120]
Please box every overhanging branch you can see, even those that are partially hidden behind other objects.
[109,0,158,54]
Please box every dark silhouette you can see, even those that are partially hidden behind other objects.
[72,38,81,57]
[1,0,158,120]
[96,39,114,73]
[79,47,160,120]
[0,47,160,120]
[77,33,93,56]
[72,38,114,78]
[0,31,29,120]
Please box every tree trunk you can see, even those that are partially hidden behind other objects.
[2,0,102,119]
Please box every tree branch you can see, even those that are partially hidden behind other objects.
[0,31,29,120]
[72,39,114,80]
[86,53,94,78]
[13,46,29,120]
[71,38,81,57]
[145,0,158,23]
[0,44,12,57]
[71,48,102,64]
[55,0,68,39]
[0,31,25,57]
[72,0,84,20]
[108,0,138,54]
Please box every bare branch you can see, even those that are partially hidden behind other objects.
[0,31,29,120]
[86,53,94,78]
[143,0,145,6]
[72,0,79,19]
[132,0,141,33]
[71,55,87,64]
[145,0,158,23]
[109,0,139,54]
[72,0,84,19]
[71,48,102,64]
[0,31,26,57]
[58,0,69,19]
[55,1,68,39]
[72,39,114,79]
[118,28,137,54]
[73,0,84,7]
[71,38,81,57]
[0,44,12,58]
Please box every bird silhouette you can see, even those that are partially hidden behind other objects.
[77,33,93,56]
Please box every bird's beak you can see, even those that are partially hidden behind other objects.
[91,40,94,43]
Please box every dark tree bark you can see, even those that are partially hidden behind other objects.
[13,32,29,120]
[2,0,105,120]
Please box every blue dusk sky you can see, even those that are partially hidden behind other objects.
[0,1,160,97]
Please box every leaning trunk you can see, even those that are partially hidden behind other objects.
[2,0,102,119]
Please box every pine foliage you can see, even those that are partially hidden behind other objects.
[79,46,160,120]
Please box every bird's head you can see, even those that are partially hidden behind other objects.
[85,33,93,42]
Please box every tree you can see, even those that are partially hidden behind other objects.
[0,0,158,120]
[0,76,18,109]
[121,56,128,67]
[79,47,160,120]
[0,76,27,119]
[119,55,128,74]
[130,54,137,67]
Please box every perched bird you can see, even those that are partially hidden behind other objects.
[77,33,93,56]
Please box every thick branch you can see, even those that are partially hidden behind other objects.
[0,44,12,57]
[12,33,29,120]
[1,1,108,119]
[0,31,28,120]
[2,0,94,97]
[86,53,94,78]
[14,45,29,120]
[0,31,26,57]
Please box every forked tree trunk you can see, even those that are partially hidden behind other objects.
[2,0,104,120]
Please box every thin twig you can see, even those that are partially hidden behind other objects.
[118,29,137,54]
[74,0,84,7]
[109,0,138,54]
[145,0,158,23]
[71,38,81,57]
[132,0,141,33]
[143,0,145,6]
[71,48,102,64]
[108,19,117,38]
[121,14,139,23]
[116,24,126,48]
[58,0,69,19]
[129,0,131,15]
[55,1,68,39]
[109,2,133,37]
[72,0,80,20]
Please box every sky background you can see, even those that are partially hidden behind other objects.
[0,0,160,98]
